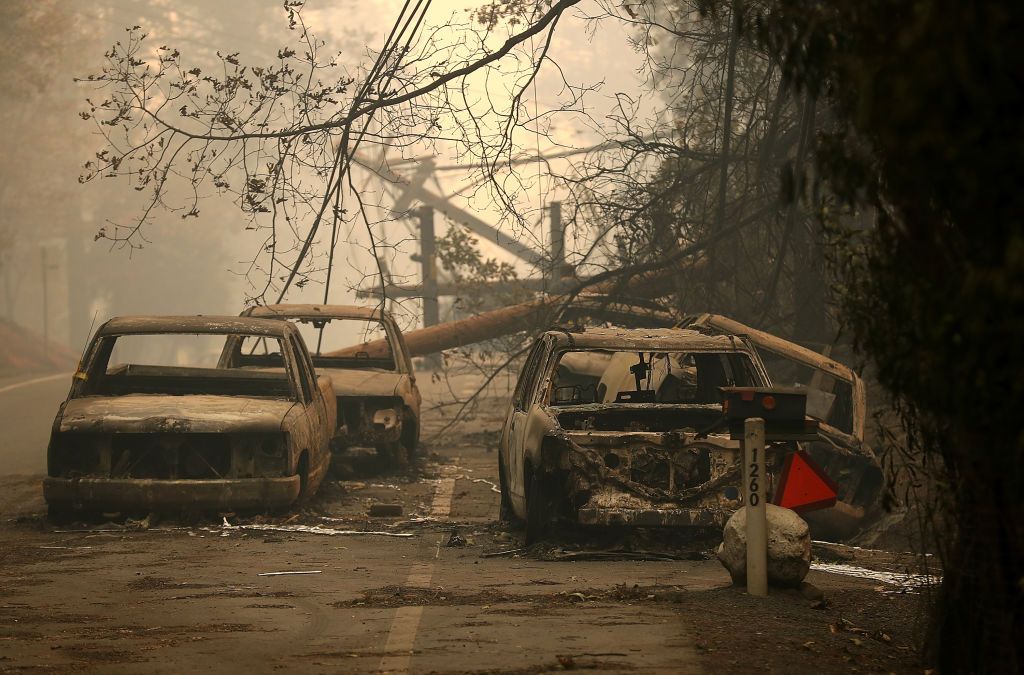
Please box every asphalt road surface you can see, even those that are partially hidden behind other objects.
[0,371,924,673]
[0,372,70,475]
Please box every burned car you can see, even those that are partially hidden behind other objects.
[44,316,334,516]
[499,325,881,542]
[686,313,881,538]
[228,304,421,463]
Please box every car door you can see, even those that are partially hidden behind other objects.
[386,316,421,414]
[285,333,329,462]
[502,339,549,502]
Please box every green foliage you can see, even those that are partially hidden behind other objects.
[435,226,519,286]
[434,225,527,316]
[471,0,555,29]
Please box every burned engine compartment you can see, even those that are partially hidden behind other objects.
[48,432,287,480]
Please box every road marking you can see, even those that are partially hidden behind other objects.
[404,562,434,587]
[378,472,457,674]
[428,476,456,519]
[0,372,68,396]
[379,607,424,674]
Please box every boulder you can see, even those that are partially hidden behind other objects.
[717,504,811,588]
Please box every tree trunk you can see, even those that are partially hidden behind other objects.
[936,428,1023,671]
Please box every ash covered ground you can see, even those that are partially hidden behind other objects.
[0,373,929,673]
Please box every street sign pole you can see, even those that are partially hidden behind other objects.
[744,417,768,597]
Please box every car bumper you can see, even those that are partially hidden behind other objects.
[43,476,301,510]
[576,506,727,528]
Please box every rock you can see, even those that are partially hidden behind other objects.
[716,504,811,587]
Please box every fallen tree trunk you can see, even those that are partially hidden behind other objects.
[331,267,681,358]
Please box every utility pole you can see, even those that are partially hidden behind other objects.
[549,201,566,287]
[418,206,440,369]
[41,245,49,362]
[419,206,439,329]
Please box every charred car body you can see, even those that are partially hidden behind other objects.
[499,323,881,542]
[44,316,334,515]
[230,304,421,462]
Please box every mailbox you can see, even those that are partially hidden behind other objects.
[720,387,820,441]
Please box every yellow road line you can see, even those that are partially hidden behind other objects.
[0,372,69,396]
[379,472,458,673]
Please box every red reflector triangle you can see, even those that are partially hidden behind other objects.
[773,450,839,513]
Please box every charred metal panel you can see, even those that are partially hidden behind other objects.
[48,433,288,480]
[42,476,301,510]
[58,396,294,434]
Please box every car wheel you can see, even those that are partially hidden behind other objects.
[376,443,408,470]
[47,504,79,525]
[498,455,516,523]
[401,411,419,463]
[296,451,313,506]
[525,468,556,545]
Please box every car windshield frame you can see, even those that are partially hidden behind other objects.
[75,330,300,401]
[240,315,402,372]
[542,346,766,407]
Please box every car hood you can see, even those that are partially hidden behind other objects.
[321,368,402,398]
[58,395,296,434]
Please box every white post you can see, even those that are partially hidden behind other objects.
[744,417,768,597]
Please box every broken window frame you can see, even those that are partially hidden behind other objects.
[75,330,303,402]
[687,314,867,442]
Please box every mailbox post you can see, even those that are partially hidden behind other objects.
[722,387,820,598]
[743,417,768,597]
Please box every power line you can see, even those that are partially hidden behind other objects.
[278,0,435,303]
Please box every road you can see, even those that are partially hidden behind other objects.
[0,372,70,474]
[0,372,922,673]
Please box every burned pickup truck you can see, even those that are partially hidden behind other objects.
[228,304,421,464]
[499,324,880,542]
[44,316,334,517]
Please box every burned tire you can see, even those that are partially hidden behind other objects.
[525,468,557,545]
[47,504,80,526]
[498,455,516,523]
[376,442,409,470]
[400,411,419,463]
[296,451,313,507]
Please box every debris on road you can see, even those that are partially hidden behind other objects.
[368,503,404,517]
[480,547,528,558]
[256,570,323,577]
[224,522,415,538]
[810,562,938,593]
[543,549,699,562]
[465,476,501,494]
[828,617,893,644]
[444,529,467,547]
[39,545,92,550]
